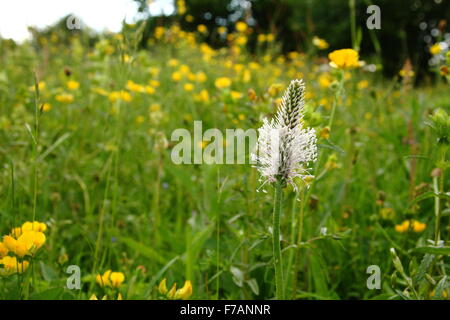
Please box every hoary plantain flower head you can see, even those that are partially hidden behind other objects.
[251,79,317,190]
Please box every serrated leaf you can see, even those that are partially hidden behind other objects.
[414,254,435,283]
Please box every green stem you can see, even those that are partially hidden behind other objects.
[291,187,306,298]
[273,180,284,299]
[433,147,446,244]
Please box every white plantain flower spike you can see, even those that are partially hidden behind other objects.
[251,79,317,190]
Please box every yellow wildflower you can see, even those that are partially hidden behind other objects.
[96,270,112,287]
[215,77,232,89]
[167,283,177,299]
[357,80,369,90]
[110,272,125,288]
[174,280,193,300]
[55,93,74,104]
[318,74,332,88]
[183,83,194,92]
[218,26,227,35]
[194,89,210,103]
[430,43,442,55]
[0,242,8,258]
[67,80,80,90]
[399,69,415,78]
[395,220,426,233]
[412,220,426,233]
[312,36,329,50]
[230,91,243,100]
[108,91,132,103]
[257,34,266,42]
[197,24,207,34]
[0,256,29,276]
[168,59,179,67]
[172,71,182,82]
[328,49,361,69]
[196,71,207,82]
[126,80,144,93]
[41,103,51,112]
[159,278,168,295]
[235,21,247,33]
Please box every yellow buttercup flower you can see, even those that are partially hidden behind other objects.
[40,103,51,112]
[4,228,46,258]
[395,220,426,233]
[429,43,442,55]
[196,71,207,82]
[96,270,125,288]
[55,93,74,103]
[328,49,361,69]
[399,69,415,78]
[29,81,46,92]
[96,270,112,287]
[21,221,47,233]
[197,24,207,34]
[215,77,232,89]
[149,79,160,87]
[268,83,283,97]
[110,272,125,288]
[0,242,8,258]
[194,89,210,103]
[67,80,80,90]
[167,283,177,299]
[159,278,168,295]
[230,91,243,100]
[218,26,227,35]
[126,80,145,93]
[312,36,329,50]
[235,21,248,33]
[357,80,369,90]
[0,256,29,276]
[412,220,426,233]
[174,280,193,300]
[318,74,332,89]
[145,86,155,95]
[108,91,132,103]
[172,71,182,82]
[183,83,194,92]
[257,34,266,42]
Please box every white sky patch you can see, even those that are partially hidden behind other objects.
[0,0,174,41]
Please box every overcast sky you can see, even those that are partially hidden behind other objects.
[0,0,174,41]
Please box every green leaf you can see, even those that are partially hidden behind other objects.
[413,246,450,255]
[118,235,166,264]
[39,262,59,282]
[414,254,435,283]
[246,278,260,296]
[230,266,244,287]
